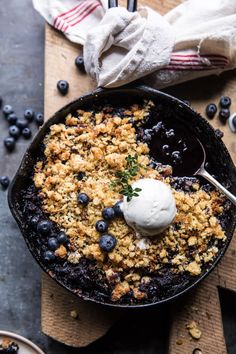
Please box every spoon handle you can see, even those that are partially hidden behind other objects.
[197,168,236,206]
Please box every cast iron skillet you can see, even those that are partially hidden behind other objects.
[8,85,236,308]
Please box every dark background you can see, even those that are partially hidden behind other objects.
[0,1,236,353]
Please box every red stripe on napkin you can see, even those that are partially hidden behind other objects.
[56,1,91,30]
[70,2,101,27]
[54,3,84,27]
[54,0,101,31]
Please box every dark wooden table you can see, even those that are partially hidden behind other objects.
[0,1,236,353]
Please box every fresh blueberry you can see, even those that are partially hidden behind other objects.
[57,80,69,95]
[76,172,86,180]
[37,220,52,235]
[57,231,68,244]
[35,112,44,126]
[215,129,224,139]
[206,103,217,119]
[219,108,230,124]
[42,250,55,263]
[149,161,158,169]
[220,96,231,108]
[9,125,21,139]
[4,137,15,152]
[75,56,85,72]
[16,118,28,130]
[113,201,123,217]
[78,192,90,205]
[102,207,115,220]
[162,144,170,156]
[166,129,175,139]
[0,176,10,190]
[7,113,18,125]
[24,108,35,121]
[22,127,32,139]
[30,215,40,230]
[3,104,13,116]
[99,234,117,252]
[171,151,182,165]
[95,220,108,233]
[48,237,59,251]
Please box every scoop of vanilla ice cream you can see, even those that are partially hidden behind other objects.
[121,178,176,236]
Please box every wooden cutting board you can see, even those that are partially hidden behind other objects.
[42,0,236,352]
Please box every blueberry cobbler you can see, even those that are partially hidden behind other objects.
[23,100,229,305]
[0,339,19,353]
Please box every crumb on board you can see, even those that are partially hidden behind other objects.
[187,320,202,340]
[70,310,78,319]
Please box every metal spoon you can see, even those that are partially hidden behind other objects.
[194,140,236,206]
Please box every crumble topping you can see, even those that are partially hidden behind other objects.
[33,101,226,301]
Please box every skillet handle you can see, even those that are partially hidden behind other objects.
[108,0,118,8]
[127,0,137,12]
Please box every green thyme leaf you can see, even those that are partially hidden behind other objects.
[110,154,143,201]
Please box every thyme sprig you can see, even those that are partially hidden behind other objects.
[110,154,142,202]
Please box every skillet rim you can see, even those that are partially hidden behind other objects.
[8,84,236,308]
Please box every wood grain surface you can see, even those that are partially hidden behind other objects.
[42,0,236,352]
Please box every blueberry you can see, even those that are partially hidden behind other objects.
[7,113,18,125]
[220,96,231,108]
[149,161,158,169]
[162,144,170,156]
[0,176,10,190]
[99,234,117,252]
[16,118,28,130]
[219,108,230,124]
[24,108,35,121]
[57,231,68,244]
[102,207,115,220]
[57,80,69,95]
[113,201,123,217]
[7,342,19,353]
[78,192,90,205]
[96,220,108,233]
[166,129,175,139]
[215,129,224,139]
[30,215,39,230]
[48,237,59,251]
[35,112,44,126]
[37,220,52,235]
[171,151,182,165]
[3,104,13,116]
[206,103,217,119]
[22,127,32,139]
[76,172,86,180]
[4,137,15,152]
[42,250,55,263]
[9,125,21,139]
[75,56,85,72]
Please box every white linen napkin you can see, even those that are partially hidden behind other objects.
[33,0,236,89]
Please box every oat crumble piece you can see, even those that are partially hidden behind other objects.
[187,320,202,340]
